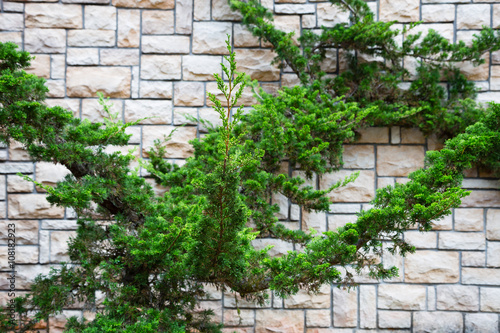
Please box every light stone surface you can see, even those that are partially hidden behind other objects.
[7,175,33,193]
[140,81,173,99]
[461,190,500,208]
[142,10,174,34]
[183,55,221,81]
[357,127,389,143]
[480,287,500,312]
[81,98,123,122]
[455,208,484,231]
[379,0,419,22]
[378,310,411,328]
[487,209,500,240]
[112,0,174,8]
[142,126,197,158]
[36,162,71,189]
[224,309,254,326]
[0,246,38,269]
[301,209,326,233]
[176,0,193,34]
[487,241,500,267]
[26,54,50,77]
[462,268,500,285]
[85,5,116,30]
[67,48,99,65]
[333,288,357,327]
[67,67,131,98]
[422,4,455,22]
[436,285,479,311]
[194,0,211,20]
[100,49,140,66]
[317,3,349,27]
[25,28,66,53]
[212,0,242,20]
[342,145,374,169]
[377,146,425,177]
[192,22,232,54]
[0,220,38,245]
[9,194,65,219]
[378,284,426,310]
[50,231,76,263]
[285,285,330,309]
[255,310,304,333]
[124,100,173,124]
[413,312,463,333]
[235,49,281,81]
[305,310,330,327]
[463,251,486,268]
[251,238,293,257]
[141,55,182,80]
[439,232,485,250]
[142,35,190,54]
[0,13,23,31]
[174,82,205,107]
[25,4,82,28]
[68,29,115,47]
[359,285,376,329]
[206,82,257,107]
[118,9,140,47]
[327,214,357,231]
[321,170,375,203]
[404,231,437,249]
[465,313,499,333]
[457,4,491,29]
[404,250,459,283]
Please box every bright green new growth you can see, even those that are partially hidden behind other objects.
[1,24,500,333]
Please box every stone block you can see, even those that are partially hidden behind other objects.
[377,146,425,177]
[421,4,455,22]
[0,246,38,269]
[182,55,221,81]
[401,128,425,144]
[320,170,375,203]
[378,284,426,310]
[0,265,51,290]
[68,29,115,47]
[306,309,330,327]
[317,3,349,27]
[301,209,326,233]
[439,232,485,250]
[124,100,173,124]
[432,214,453,230]
[457,4,490,29]
[275,4,315,14]
[176,0,194,33]
[487,241,500,267]
[404,250,459,283]
[274,15,301,41]
[404,231,437,249]
[41,220,78,230]
[212,0,241,21]
[342,145,374,169]
[462,178,500,189]
[118,9,140,47]
[465,313,499,333]
[51,54,66,79]
[255,310,304,333]
[45,79,65,98]
[9,194,65,219]
[50,231,76,263]
[379,0,419,22]
[85,5,116,30]
[270,192,288,220]
[456,55,490,82]
[462,251,485,267]
[327,214,357,231]
[100,49,139,66]
[8,141,30,161]
[142,126,196,158]
[455,208,484,231]
[462,268,500,285]
[35,162,71,190]
[378,310,411,328]
[25,28,66,53]
[413,312,463,333]
[81,98,123,123]
[0,13,23,31]
[225,291,270,308]
[206,82,257,107]
[302,15,316,29]
[142,35,190,54]
[25,4,82,29]
[0,220,39,245]
[234,49,280,81]
[174,108,198,125]
[329,204,361,214]
[234,24,260,47]
[333,288,357,327]
[67,48,99,65]
[224,309,254,326]
[3,2,25,12]
[461,191,500,208]
[284,284,330,308]
[194,0,211,20]
[112,0,174,8]
[67,67,131,98]
[378,177,395,189]
[193,22,231,54]
[251,238,293,257]
[357,127,389,143]
[359,285,376,329]
[142,10,174,34]
[480,287,500,312]
[436,285,479,311]
[0,32,22,45]
[7,175,33,193]
[140,81,173,99]
[0,162,33,174]
[141,55,182,80]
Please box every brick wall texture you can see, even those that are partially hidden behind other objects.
[1,0,500,331]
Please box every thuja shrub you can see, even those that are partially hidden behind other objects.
[0,34,499,332]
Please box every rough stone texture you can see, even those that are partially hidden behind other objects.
[235,49,281,81]
[174,82,205,106]
[255,310,304,333]
[67,67,131,98]
[378,284,426,310]
[404,250,459,283]
[439,232,485,250]
[320,170,375,203]
[142,35,190,54]
[142,10,174,34]
[463,268,500,285]
[81,99,123,122]
[455,208,484,231]
[436,285,479,311]
[36,162,71,189]
[67,48,99,65]
[118,9,140,47]
[192,22,232,54]
[176,0,193,34]
[142,126,196,158]
[359,285,376,329]
[462,251,486,267]
[0,220,38,245]
[333,288,357,327]
[327,214,357,231]
[379,0,419,22]
[206,82,257,107]
[461,190,500,208]
[480,287,500,312]
[85,5,116,30]
[457,4,491,29]
[112,0,174,9]
[378,310,411,328]
[317,3,349,27]
[124,100,172,124]
[50,231,76,263]
[487,209,500,240]
[9,194,65,219]
[140,81,173,99]
[0,13,24,31]
[404,231,437,249]
[357,127,389,143]
[141,55,182,80]
[224,309,254,326]
[0,246,38,269]
[7,175,33,193]
[301,209,327,233]
[342,145,374,169]
[422,4,455,22]
[465,313,499,333]
[377,146,425,177]
[25,28,66,53]
[413,312,463,333]
[212,0,242,20]
[306,310,330,327]
[285,285,330,309]
[487,241,500,267]
[100,49,139,66]
[251,238,293,257]
[25,4,82,28]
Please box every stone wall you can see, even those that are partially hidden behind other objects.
[1,0,500,331]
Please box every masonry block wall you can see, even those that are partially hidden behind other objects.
[1,0,500,331]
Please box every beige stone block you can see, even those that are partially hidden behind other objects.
[317,3,349,27]
[413,312,463,333]
[380,0,419,22]
[0,162,33,174]
[281,73,301,87]
[0,32,22,45]
[342,145,374,169]
[142,126,196,158]
[206,82,257,107]
[378,310,411,328]
[67,48,99,65]
[8,141,30,161]
[68,29,115,47]
[235,49,280,81]
[457,4,490,29]
[377,146,425,177]
[321,170,375,203]
[51,54,66,79]
[118,9,140,47]
[140,81,173,99]
[142,35,190,54]
[301,209,326,233]
[306,309,330,327]
[271,192,289,220]
[465,313,499,333]
[124,100,172,124]
[275,4,315,14]
[439,232,485,250]
[359,285,376,328]
[462,251,485,267]
[0,203,5,219]
[302,14,316,29]
[480,287,500,312]
[404,231,437,249]
[333,288,357,327]
[0,265,51,290]
[141,55,182,80]
[462,268,500,285]
[357,127,389,143]
[437,285,479,311]
[274,15,301,41]
[194,0,211,20]
[36,162,71,190]
[0,220,38,245]
[7,175,33,193]
[378,177,395,189]
[285,284,330,308]
[100,49,139,66]
[490,66,500,90]
[81,98,123,122]
[456,55,490,81]
[199,107,222,131]
[487,241,500,267]
[404,250,459,283]
[112,0,174,8]
[224,309,254,326]
[25,28,66,53]
[42,220,78,230]
[327,214,357,231]
[461,191,500,208]
[234,24,260,47]
[432,214,453,230]
[3,2,25,12]
[142,10,174,34]
[176,0,194,33]
[477,91,500,104]
[9,194,65,219]
[182,55,221,81]
[67,67,131,98]
[50,231,76,262]
[0,13,23,31]
[378,284,426,310]
[212,0,241,20]
[462,178,500,189]
[193,22,232,54]
[0,246,38,269]
[173,108,197,125]
[25,4,81,29]
[319,49,337,73]
[256,310,304,333]
[84,5,116,30]
[421,4,455,22]
[401,128,425,144]
[251,238,293,257]
[46,79,66,98]
[454,208,484,231]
